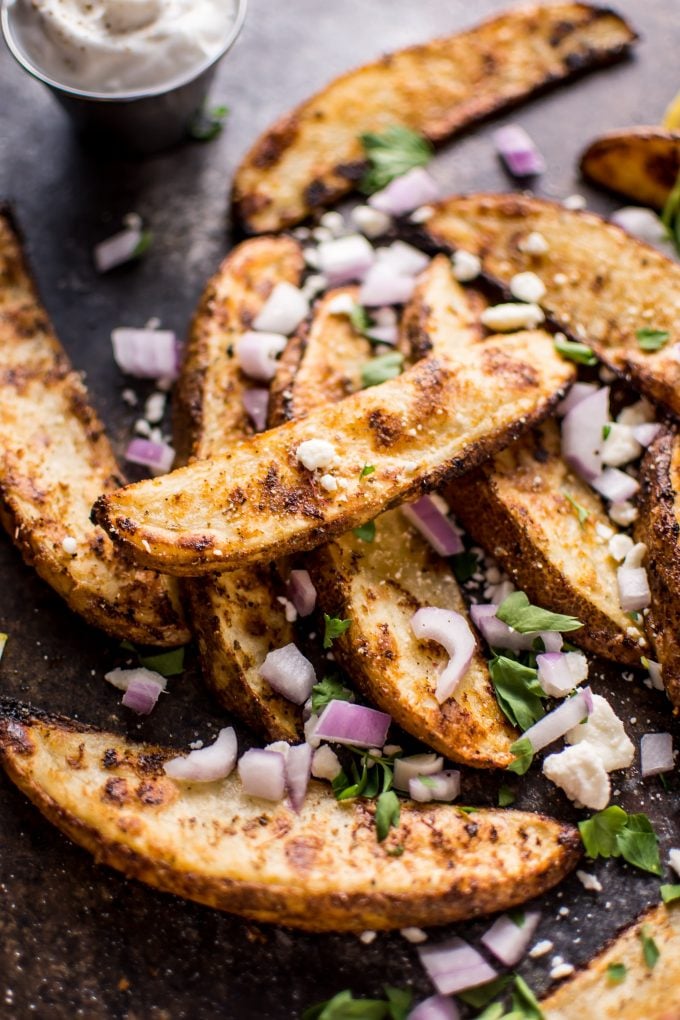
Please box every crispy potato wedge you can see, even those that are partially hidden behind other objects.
[0,207,187,647]
[635,428,680,708]
[421,193,680,415]
[541,903,680,1019]
[446,419,643,665]
[0,701,582,931]
[232,3,636,233]
[174,237,305,741]
[580,127,680,209]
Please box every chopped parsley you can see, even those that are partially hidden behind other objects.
[132,230,153,258]
[360,351,404,388]
[469,975,545,1019]
[602,423,612,440]
[498,783,516,807]
[660,884,680,904]
[302,986,412,1020]
[323,614,351,649]
[458,976,512,1008]
[496,591,582,634]
[562,489,590,526]
[488,656,547,731]
[359,125,433,194]
[350,303,373,335]
[374,790,401,842]
[353,520,376,542]
[636,328,670,352]
[452,549,480,583]
[311,677,353,714]
[506,736,534,775]
[640,924,660,969]
[579,806,662,875]
[188,104,229,141]
[332,746,402,842]
[606,962,627,985]
[360,464,376,478]
[661,169,680,255]
[553,336,597,365]
[120,639,185,677]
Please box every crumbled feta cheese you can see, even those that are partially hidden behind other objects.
[543,743,610,810]
[312,226,333,244]
[265,741,291,760]
[61,536,77,555]
[410,205,435,223]
[510,271,546,304]
[609,501,638,527]
[383,744,402,757]
[359,930,377,944]
[401,927,428,944]
[303,247,321,269]
[302,273,328,300]
[319,211,345,236]
[320,473,338,492]
[669,848,680,878]
[276,596,298,623]
[188,740,204,750]
[326,293,356,316]
[121,388,137,406]
[254,282,310,335]
[550,963,575,980]
[566,651,589,685]
[311,745,342,781]
[608,533,634,562]
[134,418,152,437]
[529,940,554,958]
[296,438,336,471]
[451,249,481,282]
[519,231,549,255]
[350,205,391,239]
[487,579,515,605]
[553,273,568,286]
[617,399,655,427]
[576,870,603,892]
[595,522,615,541]
[304,713,321,749]
[480,302,545,331]
[601,423,642,467]
[563,194,587,210]
[144,391,166,425]
[565,694,635,772]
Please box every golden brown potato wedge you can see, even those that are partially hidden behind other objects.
[174,237,305,741]
[446,420,644,665]
[0,207,187,647]
[0,701,582,931]
[541,903,680,1019]
[635,428,680,708]
[421,193,680,415]
[580,127,680,209]
[232,3,636,233]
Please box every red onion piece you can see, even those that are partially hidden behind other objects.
[238,748,287,801]
[286,742,313,811]
[591,468,639,503]
[470,604,534,652]
[481,910,541,967]
[313,700,391,749]
[418,938,498,995]
[522,687,593,753]
[617,566,650,612]
[401,496,463,556]
[359,263,416,307]
[366,324,398,345]
[236,331,287,382]
[409,770,460,804]
[242,388,269,432]
[556,382,598,417]
[164,727,238,782]
[409,995,460,1020]
[125,438,175,476]
[561,386,610,481]
[633,422,662,447]
[121,677,163,714]
[537,652,576,697]
[111,327,178,380]
[541,631,564,653]
[94,227,144,272]
[494,124,546,177]
[376,240,430,276]
[286,569,317,617]
[253,282,309,335]
[368,167,440,216]
[394,753,443,792]
[317,234,375,284]
[410,608,476,703]
[640,732,674,777]
[259,644,316,705]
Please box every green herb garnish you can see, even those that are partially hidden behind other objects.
[562,490,590,526]
[353,520,376,542]
[452,549,480,583]
[360,464,376,478]
[458,976,512,1008]
[579,806,662,875]
[506,736,534,775]
[554,336,597,365]
[498,783,516,807]
[350,303,373,335]
[188,104,229,142]
[640,925,660,969]
[603,424,612,440]
[496,591,582,634]
[311,677,353,714]
[661,169,680,255]
[375,790,401,842]
[138,646,185,677]
[132,230,153,259]
[323,614,351,649]
[359,125,433,194]
[606,962,627,985]
[661,884,680,904]
[636,327,670,352]
[488,656,547,731]
[360,352,404,388]
[302,986,412,1020]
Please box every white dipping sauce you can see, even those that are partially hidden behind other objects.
[9,0,237,94]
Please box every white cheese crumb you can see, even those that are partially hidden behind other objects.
[553,272,568,286]
[359,930,377,945]
[311,745,342,781]
[608,533,634,562]
[510,271,546,304]
[529,939,554,958]
[601,423,641,467]
[304,713,321,749]
[134,418,152,437]
[350,205,391,239]
[327,293,356,316]
[302,274,328,300]
[595,522,615,542]
[401,927,428,944]
[188,740,204,750]
[576,870,603,893]
[319,211,345,236]
[609,501,638,527]
[519,231,550,255]
[618,399,655,427]
[144,392,166,425]
[563,194,587,210]
[303,247,321,269]
[451,249,481,282]
[669,848,680,878]
[550,963,575,980]
[565,694,635,772]
[276,596,298,623]
[410,205,435,223]
[319,473,338,492]
[558,907,570,917]
[480,302,545,332]
[296,438,337,471]
[61,536,77,555]
[383,744,402,756]
[543,743,610,810]
[121,388,137,406]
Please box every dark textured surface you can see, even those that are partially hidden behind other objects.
[0,1,679,1017]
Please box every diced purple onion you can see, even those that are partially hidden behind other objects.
[376,240,430,276]
[286,742,313,811]
[633,422,662,447]
[243,388,269,432]
[317,234,375,284]
[494,124,546,177]
[470,604,534,652]
[253,281,309,335]
[164,727,237,782]
[617,566,650,612]
[556,382,598,417]
[368,167,440,217]
[359,263,416,307]
[238,748,287,801]
[418,938,498,996]
[410,608,476,703]
[367,324,398,345]
[394,753,443,792]
[313,700,391,749]
[591,468,639,503]
[259,644,316,705]
[409,770,460,804]
[522,687,594,752]
[125,438,175,476]
[111,327,178,380]
[401,496,464,556]
[561,386,610,481]
[94,226,145,272]
[481,911,541,967]
[640,732,674,777]
[541,631,564,653]
[121,677,164,715]
[537,652,576,697]
[286,569,317,617]
[236,331,287,381]
[408,995,460,1020]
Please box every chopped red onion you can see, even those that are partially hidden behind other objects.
[541,631,564,653]
[562,386,609,481]
[409,995,460,1020]
[359,262,416,307]
[494,124,546,177]
[121,676,164,714]
[286,569,317,617]
[94,226,146,273]
[164,727,237,782]
[481,910,541,967]
[253,282,310,335]
[125,438,175,476]
[591,468,639,503]
[610,207,670,247]
[411,608,476,702]
[409,770,460,803]
[522,687,593,752]
[238,748,287,801]
[470,603,534,652]
[313,700,391,748]
[633,422,662,447]
[111,327,178,380]
[368,167,440,217]
[394,753,444,792]
[366,324,398,345]
[259,644,316,705]
[640,732,674,777]
[418,938,498,995]
[556,382,598,417]
[286,742,313,811]
[376,240,430,276]
[617,566,650,612]
[401,496,464,556]
[317,234,375,284]
[236,331,287,381]
[242,388,269,432]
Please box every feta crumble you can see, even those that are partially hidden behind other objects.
[61,536,77,555]
[519,231,549,255]
[296,439,336,471]
[311,745,342,781]
[509,271,546,304]
[350,205,391,239]
[576,870,603,893]
[480,302,545,331]
[543,743,610,810]
[451,249,481,282]
[565,694,635,772]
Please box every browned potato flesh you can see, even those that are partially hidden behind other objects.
[422,193,680,415]
[0,207,187,646]
[580,128,680,209]
[233,3,636,233]
[0,701,582,931]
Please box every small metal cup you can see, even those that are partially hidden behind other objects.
[1,0,248,155]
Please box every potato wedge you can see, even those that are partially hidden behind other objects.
[0,700,582,931]
[232,3,636,233]
[541,903,680,1019]
[0,207,187,647]
[174,237,305,741]
[580,128,680,209]
[446,419,643,665]
[421,193,680,415]
[635,428,680,708]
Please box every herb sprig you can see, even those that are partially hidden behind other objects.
[579,806,662,875]
[359,125,433,194]
[303,986,411,1020]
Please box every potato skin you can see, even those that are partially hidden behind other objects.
[0,701,582,932]
[233,3,636,233]
[580,128,680,209]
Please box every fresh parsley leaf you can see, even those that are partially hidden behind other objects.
[452,549,480,583]
[311,677,353,714]
[562,490,590,527]
[662,169,680,255]
[138,646,185,677]
[361,352,404,388]
[511,976,545,1019]
[476,1005,505,1020]
[606,962,627,984]
[353,520,376,542]
[360,464,376,478]
[188,104,229,141]
[488,655,546,731]
[458,976,512,1008]
[579,807,661,874]
[602,424,612,440]
[498,783,516,807]
[350,303,373,335]
[132,230,153,258]
[636,328,670,352]
[640,925,660,969]
[302,989,388,1020]
[507,737,534,775]
[375,790,400,842]
[579,805,629,858]
[359,125,433,194]
[384,986,412,1020]
[554,336,597,365]
[496,591,582,634]
[323,614,351,649]
[661,884,680,904]
[457,805,479,815]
